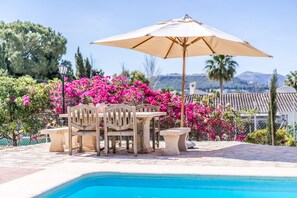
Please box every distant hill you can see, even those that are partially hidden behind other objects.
[236,71,285,86]
[154,73,268,93]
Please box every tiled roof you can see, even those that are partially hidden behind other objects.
[186,93,297,113]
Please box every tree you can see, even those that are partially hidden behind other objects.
[130,70,149,85]
[75,47,85,78]
[0,68,8,77]
[75,48,96,79]
[285,71,297,91]
[204,55,238,95]
[91,69,104,77]
[0,20,67,81]
[84,57,92,78]
[120,63,130,79]
[0,40,8,71]
[115,63,149,84]
[267,69,278,146]
[143,55,161,89]
[161,88,175,93]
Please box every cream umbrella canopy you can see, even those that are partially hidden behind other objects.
[91,14,271,127]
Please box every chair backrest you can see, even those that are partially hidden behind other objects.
[68,104,99,130]
[103,104,136,131]
[136,104,160,112]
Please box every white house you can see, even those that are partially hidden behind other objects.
[186,87,297,124]
[189,81,209,95]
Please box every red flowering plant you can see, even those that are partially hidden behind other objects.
[49,75,244,141]
[187,94,247,141]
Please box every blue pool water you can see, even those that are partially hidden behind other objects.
[38,173,297,198]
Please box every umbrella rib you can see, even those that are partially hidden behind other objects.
[166,37,180,45]
[132,36,154,49]
[176,37,183,44]
[164,41,175,59]
[202,38,216,54]
[185,37,202,47]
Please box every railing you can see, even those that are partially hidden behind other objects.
[238,113,297,140]
[0,136,49,147]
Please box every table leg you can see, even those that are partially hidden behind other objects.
[142,118,153,153]
[49,133,64,152]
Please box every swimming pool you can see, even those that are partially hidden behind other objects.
[38,173,297,198]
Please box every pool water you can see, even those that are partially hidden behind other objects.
[38,173,297,198]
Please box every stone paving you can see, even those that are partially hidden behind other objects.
[2,141,297,197]
[1,141,297,169]
[0,167,42,184]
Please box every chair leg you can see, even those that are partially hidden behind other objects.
[112,137,116,153]
[152,119,156,150]
[69,134,72,156]
[108,138,110,153]
[126,137,129,150]
[134,135,137,157]
[119,136,122,147]
[96,134,100,156]
[141,131,144,151]
[152,132,155,150]
[157,131,160,148]
[157,121,160,148]
[78,136,82,153]
[105,137,108,156]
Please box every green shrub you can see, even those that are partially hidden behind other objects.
[0,76,53,146]
[244,128,296,146]
[276,128,296,146]
[244,129,267,145]
[287,122,297,137]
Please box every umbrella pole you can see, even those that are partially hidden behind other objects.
[181,47,186,127]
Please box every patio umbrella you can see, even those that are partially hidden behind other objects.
[91,14,271,127]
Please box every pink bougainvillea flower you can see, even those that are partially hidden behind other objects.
[22,95,31,106]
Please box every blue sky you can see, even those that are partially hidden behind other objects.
[0,0,296,76]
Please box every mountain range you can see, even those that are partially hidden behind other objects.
[236,71,286,86]
[154,71,286,92]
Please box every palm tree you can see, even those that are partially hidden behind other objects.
[285,71,297,91]
[205,55,238,95]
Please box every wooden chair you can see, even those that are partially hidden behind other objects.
[136,104,160,150]
[68,105,101,156]
[103,104,138,157]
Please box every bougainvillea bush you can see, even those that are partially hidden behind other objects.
[49,75,245,141]
[0,75,246,147]
[0,76,53,146]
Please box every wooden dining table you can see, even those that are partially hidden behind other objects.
[59,111,167,153]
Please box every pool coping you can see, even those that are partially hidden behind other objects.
[2,163,297,198]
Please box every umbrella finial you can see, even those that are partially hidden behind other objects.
[183,14,192,20]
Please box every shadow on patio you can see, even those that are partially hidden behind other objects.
[58,142,297,164]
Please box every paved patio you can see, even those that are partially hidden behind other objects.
[1,141,297,197]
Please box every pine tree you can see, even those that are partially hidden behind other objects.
[84,57,92,78]
[91,69,104,77]
[75,47,85,78]
[0,21,67,80]
[120,63,130,79]
[267,69,278,145]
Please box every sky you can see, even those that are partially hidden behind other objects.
[0,0,296,76]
